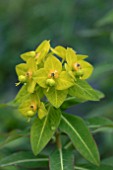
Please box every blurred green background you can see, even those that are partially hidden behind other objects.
[0,0,113,169]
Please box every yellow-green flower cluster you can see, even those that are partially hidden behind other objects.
[15,40,93,119]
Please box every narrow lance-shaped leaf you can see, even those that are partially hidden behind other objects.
[86,116,113,133]
[87,116,113,129]
[49,149,74,170]
[0,152,48,168]
[102,156,113,167]
[30,107,61,155]
[0,130,28,149]
[59,113,100,165]
[75,164,113,170]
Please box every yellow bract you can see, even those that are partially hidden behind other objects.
[15,40,94,119]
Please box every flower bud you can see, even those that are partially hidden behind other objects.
[18,75,27,83]
[76,69,84,77]
[27,110,35,117]
[46,79,56,87]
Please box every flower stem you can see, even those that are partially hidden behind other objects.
[55,130,62,150]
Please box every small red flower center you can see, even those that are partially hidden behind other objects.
[48,70,59,79]
[73,62,81,71]
[26,70,32,79]
[30,101,37,111]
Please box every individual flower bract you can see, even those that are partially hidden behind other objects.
[16,58,37,93]
[20,40,50,65]
[34,54,74,90]
[65,47,93,80]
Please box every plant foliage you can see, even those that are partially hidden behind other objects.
[1,40,113,170]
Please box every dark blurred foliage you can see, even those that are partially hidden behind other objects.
[0,0,113,168]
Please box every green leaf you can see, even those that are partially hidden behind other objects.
[0,152,48,168]
[77,29,101,38]
[0,101,17,110]
[102,156,113,167]
[86,101,113,118]
[35,86,44,99]
[76,164,113,170]
[30,107,61,155]
[55,71,74,90]
[0,103,11,108]
[44,55,62,73]
[44,88,68,108]
[69,80,103,101]
[96,9,113,26]
[59,113,100,165]
[0,130,28,149]
[61,97,86,110]
[86,116,113,133]
[95,165,113,170]
[87,116,113,129]
[49,149,74,170]
[93,90,105,99]
[34,68,47,88]
[110,31,113,43]
[89,64,113,80]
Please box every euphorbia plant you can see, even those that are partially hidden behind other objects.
[11,40,105,169]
